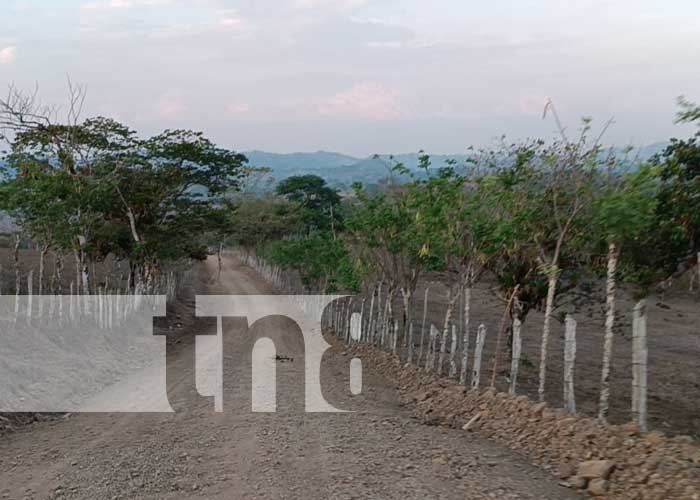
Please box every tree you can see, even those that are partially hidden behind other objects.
[521,114,603,403]
[267,233,358,293]
[276,175,341,233]
[346,171,435,356]
[591,166,658,421]
[227,194,304,252]
[1,85,248,289]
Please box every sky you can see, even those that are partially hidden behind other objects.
[0,0,698,157]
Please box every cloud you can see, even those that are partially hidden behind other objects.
[291,0,368,12]
[0,46,16,64]
[225,102,251,115]
[218,9,250,32]
[155,92,187,119]
[319,81,406,121]
[82,0,173,10]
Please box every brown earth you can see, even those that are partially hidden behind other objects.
[0,249,131,294]
[391,274,700,438]
[337,338,700,499]
[0,255,580,499]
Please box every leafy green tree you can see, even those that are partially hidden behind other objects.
[591,166,658,421]
[227,194,304,252]
[1,86,248,289]
[276,175,341,233]
[267,233,358,293]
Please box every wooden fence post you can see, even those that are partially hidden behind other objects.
[632,300,648,432]
[345,299,353,343]
[509,318,522,395]
[563,314,577,413]
[471,324,486,390]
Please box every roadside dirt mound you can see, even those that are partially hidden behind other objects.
[335,337,700,499]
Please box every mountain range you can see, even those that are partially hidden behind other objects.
[244,143,669,190]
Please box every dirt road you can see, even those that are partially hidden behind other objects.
[0,256,579,499]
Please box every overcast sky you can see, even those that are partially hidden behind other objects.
[0,0,698,156]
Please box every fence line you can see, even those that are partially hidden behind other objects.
[231,249,653,431]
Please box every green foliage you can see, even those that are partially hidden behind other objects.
[0,115,247,269]
[266,233,358,293]
[275,174,341,233]
[227,194,304,250]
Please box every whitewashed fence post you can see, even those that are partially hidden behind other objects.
[459,285,471,386]
[449,324,458,377]
[471,324,487,390]
[27,270,33,324]
[563,314,577,413]
[426,324,438,371]
[418,286,429,365]
[509,317,522,395]
[632,300,648,432]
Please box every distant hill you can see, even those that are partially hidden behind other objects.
[243,144,669,191]
[244,151,474,190]
[245,151,359,172]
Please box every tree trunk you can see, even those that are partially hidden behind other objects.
[437,288,458,374]
[385,288,395,350]
[13,235,21,325]
[491,285,519,389]
[374,282,383,346]
[509,317,522,395]
[538,274,559,403]
[358,298,366,344]
[56,251,64,293]
[564,314,577,414]
[631,300,648,432]
[74,249,82,295]
[51,252,58,293]
[459,284,472,386]
[14,234,21,295]
[367,286,376,344]
[217,242,223,281]
[401,289,414,363]
[598,241,619,421]
[82,263,90,296]
[39,244,49,296]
